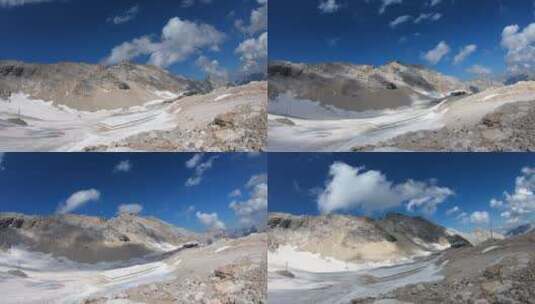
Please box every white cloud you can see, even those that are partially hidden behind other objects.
[501,23,535,74]
[453,44,477,65]
[235,0,267,35]
[114,160,132,173]
[496,167,535,224]
[379,0,402,14]
[229,174,268,230]
[428,0,441,6]
[0,0,53,7]
[104,17,225,68]
[490,198,504,208]
[456,212,469,224]
[229,189,242,198]
[446,206,460,216]
[180,0,212,8]
[196,211,226,230]
[185,154,219,187]
[318,0,340,14]
[185,153,204,169]
[316,162,453,215]
[466,64,492,76]
[235,31,267,75]
[414,12,441,24]
[196,55,228,80]
[0,153,4,170]
[108,5,139,25]
[423,41,450,65]
[117,203,143,215]
[390,15,412,28]
[56,189,101,214]
[470,211,490,225]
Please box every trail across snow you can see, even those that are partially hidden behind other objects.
[0,93,180,151]
[268,247,445,304]
[0,246,182,304]
[268,82,535,152]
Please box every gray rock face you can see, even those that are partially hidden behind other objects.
[506,223,535,237]
[268,212,470,263]
[269,60,469,112]
[0,213,198,263]
[0,60,205,111]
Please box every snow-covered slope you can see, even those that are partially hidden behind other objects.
[268,213,469,272]
[0,213,199,263]
[269,60,470,114]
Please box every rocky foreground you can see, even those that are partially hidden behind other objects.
[84,81,267,152]
[351,232,535,304]
[84,233,267,304]
[0,213,267,304]
[355,97,535,152]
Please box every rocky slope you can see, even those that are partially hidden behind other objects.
[269,60,471,112]
[83,233,267,304]
[506,223,535,237]
[268,212,469,264]
[0,213,199,263]
[351,81,535,152]
[0,60,208,111]
[352,232,535,304]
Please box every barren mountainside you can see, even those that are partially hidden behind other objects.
[269,60,473,112]
[0,213,198,263]
[0,60,207,111]
[268,212,469,263]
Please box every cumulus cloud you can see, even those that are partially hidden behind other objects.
[104,17,225,68]
[453,44,477,65]
[501,23,535,74]
[414,12,441,24]
[235,0,267,35]
[470,211,490,225]
[466,64,492,76]
[379,0,402,14]
[446,206,460,216]
[390,15,412,28]
[428,0,441,6]
[235,31,267,75]
[56,189,101,214]
[229,174,268,230]
[185,154,219,187]
[185,153,204,169]
[495,167,535,224]
[0,0,53,7]
[180,0,212,8]
[318,0,340,14]
[229,189,242,198]
[107,5,139,25]
[117,203,143,215]
[196,211,226,230]
[490,198,504,208]
[316,162,453,215]
[196,55,228,81]
[423,41,450,65]
[113,160,132,173]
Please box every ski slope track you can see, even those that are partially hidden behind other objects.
[0,245,188,304]
[268,82,535,152]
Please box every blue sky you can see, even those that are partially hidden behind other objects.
[0,152,267,232]
[0,0,267,80]
[269,153,535,233]
[270,0,535,79]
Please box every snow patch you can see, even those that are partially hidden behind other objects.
[215,246,231,253]
[482,245,501,254]
[214,94,233,102]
